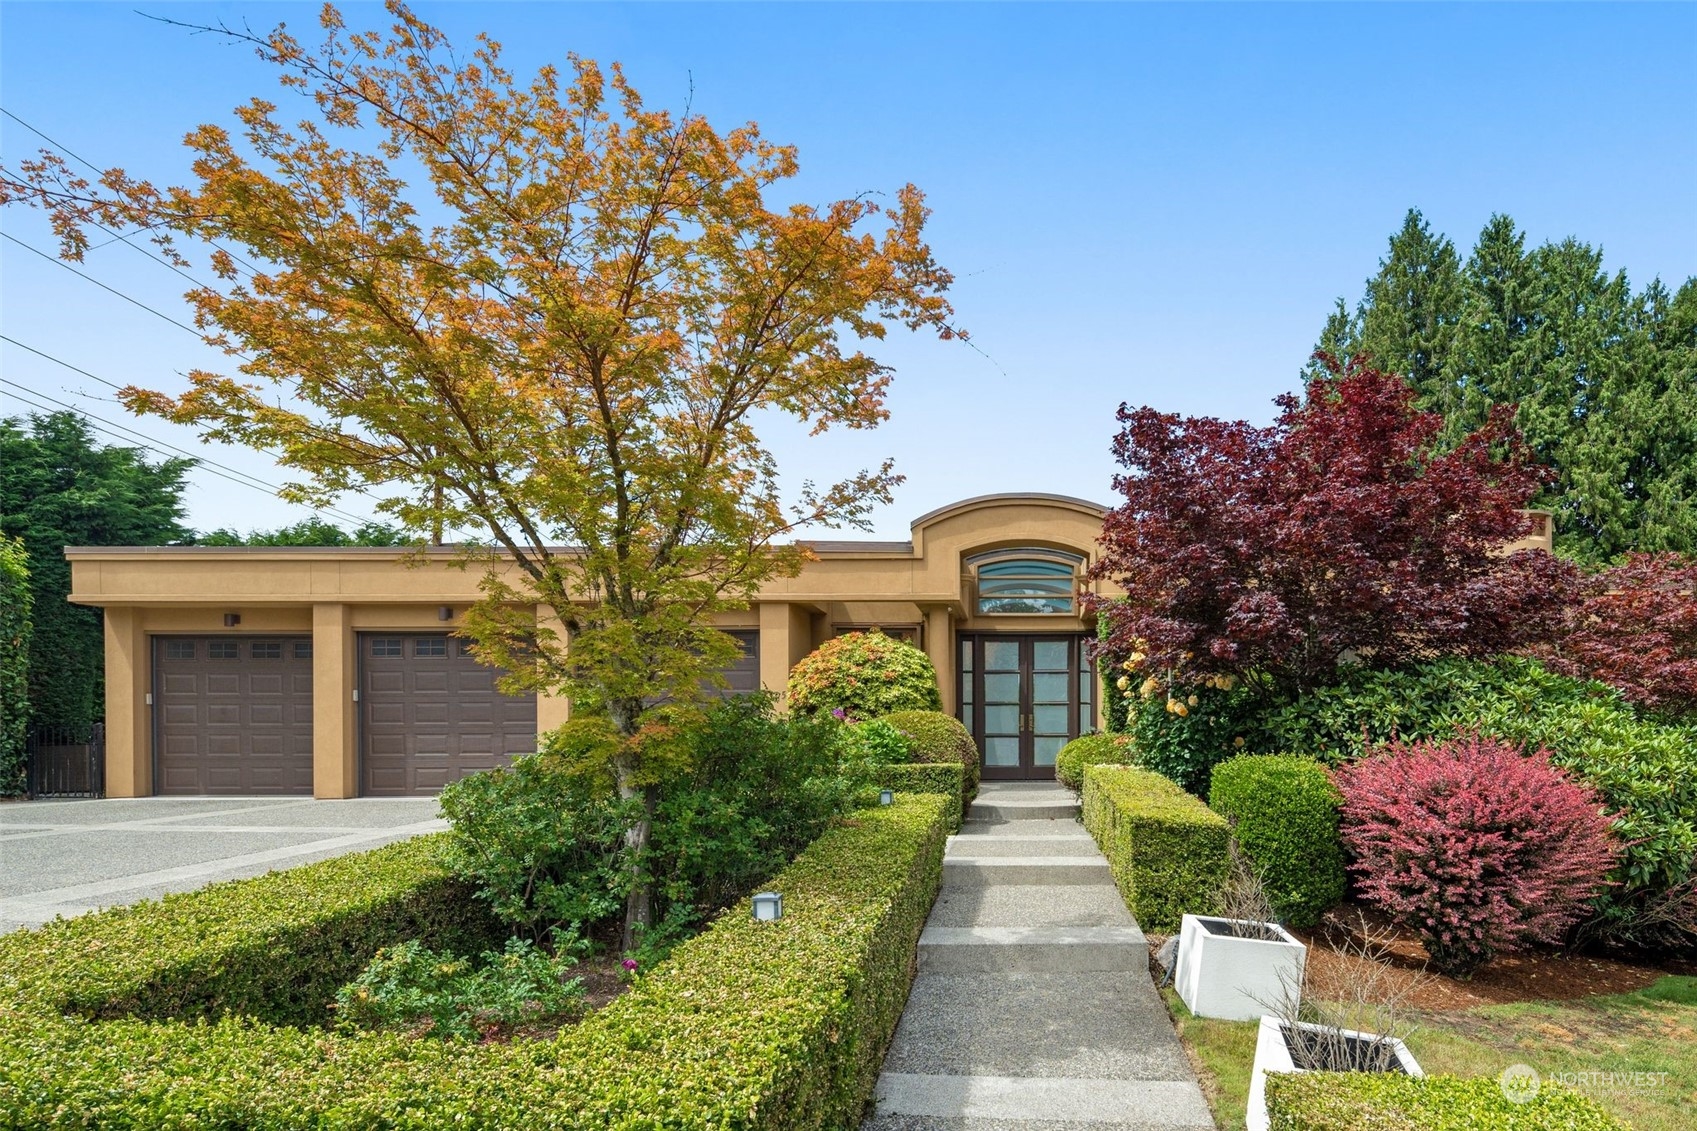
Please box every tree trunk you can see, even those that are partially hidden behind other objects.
[618,768,655,954]
[610,698,655,955]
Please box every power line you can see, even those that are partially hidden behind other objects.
[1,230,217,344]
[0,377,376,530]
[1,106,263,278]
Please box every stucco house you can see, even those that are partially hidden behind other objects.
[66,492,1557,798]
[68,493,1128,797]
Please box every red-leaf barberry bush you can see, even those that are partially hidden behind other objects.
[1536,551,1697,721]
[1334,734,1621,979]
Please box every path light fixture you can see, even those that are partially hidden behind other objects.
[751,891,783,921]
[878,789,894,806]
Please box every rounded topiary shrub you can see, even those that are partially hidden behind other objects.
[786,631,941,719]
[1208,755,1345,929]
[1055,733,1134,791]
[882,710,979,799]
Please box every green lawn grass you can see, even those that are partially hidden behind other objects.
[1160,976,1697,1131]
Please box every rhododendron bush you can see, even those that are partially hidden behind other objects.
[1089,355,1576,699]
[1537,552,1697,720]
[1334,735,1620,978]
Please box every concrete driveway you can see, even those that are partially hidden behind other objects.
[0,796,447,933]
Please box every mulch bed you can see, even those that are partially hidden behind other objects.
[1294,903,1696,1012]
[1149,902,1696,1014]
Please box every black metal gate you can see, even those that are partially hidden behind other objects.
[26,723,105,798]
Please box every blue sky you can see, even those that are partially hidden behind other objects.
[3,2,1693,539]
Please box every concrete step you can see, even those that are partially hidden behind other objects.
[928,883,1137,930]
[868,1073,1214,1129]
[919,926,1147,973]
[967,799,1082,821]
[955,818,1089,837]
[942,856,1111,886]
[946,834,1097,858]
[877,971,1200,1085]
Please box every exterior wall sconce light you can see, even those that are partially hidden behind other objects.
[878,789,894,806]
[751,891,783,921]
[438,606,454,621]
[223,613,241,627]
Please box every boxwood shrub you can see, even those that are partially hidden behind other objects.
[880,709,979,801]
[0,833,502,1026]
[870,763,965,830]
[0,794,952,1129]
[1209,755,1345,928]
[1056,733,1135,791]
[1265,1071,1630,1130]
[1082,764,1229,932]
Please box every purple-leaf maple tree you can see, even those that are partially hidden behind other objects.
[1535,552,1697,718]
[1088,354,1576,696]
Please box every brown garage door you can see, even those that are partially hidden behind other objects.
[153,636,314,795]
[360,634,538,796]
[703,629,761,697]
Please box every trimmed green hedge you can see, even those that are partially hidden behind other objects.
[1209,755,1345,929]
[871,764,965,831]
[1056,733,1135,790]
[881,709,979,801]
[1082,764,1229,933]
[1265,1071,1630,1130]
[0,795,952,1129]
[0,833,501,1026]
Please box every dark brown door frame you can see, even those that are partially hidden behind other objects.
[958,633,1095,781]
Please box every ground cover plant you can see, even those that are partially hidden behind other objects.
[1264,1071,1629,1130]
[334,935,589,1040]
[0,794,954,1128]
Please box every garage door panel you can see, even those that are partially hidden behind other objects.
[361,632,537,796]
[369,671,406,694]
[154,637,314,796]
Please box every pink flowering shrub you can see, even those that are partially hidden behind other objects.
[1334,734,1620,978]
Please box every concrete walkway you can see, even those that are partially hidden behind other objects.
[0,796,446,933]
[864,782,1213,1130]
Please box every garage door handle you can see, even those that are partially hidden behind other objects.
[352,689,360,702]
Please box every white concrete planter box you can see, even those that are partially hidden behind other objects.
[1175,914,1305,1022]
[1245,1015,1423,1131]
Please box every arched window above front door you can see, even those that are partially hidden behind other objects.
[968,549,1084,615]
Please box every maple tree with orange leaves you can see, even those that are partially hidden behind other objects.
[0,2,961,946]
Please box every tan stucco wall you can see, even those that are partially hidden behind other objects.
[68,494,1556,797]
[70,494,1119,796]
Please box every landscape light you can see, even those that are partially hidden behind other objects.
[751,891,783,921]
[878,789,894,806]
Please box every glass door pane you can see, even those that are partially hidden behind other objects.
[1031,637,1072,767]
[980,637,1022,768]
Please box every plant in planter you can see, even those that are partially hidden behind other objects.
[1244,914,1426,1131]
[1174,842,1306,1021]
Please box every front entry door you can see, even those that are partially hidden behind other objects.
[960,635,1095,781]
